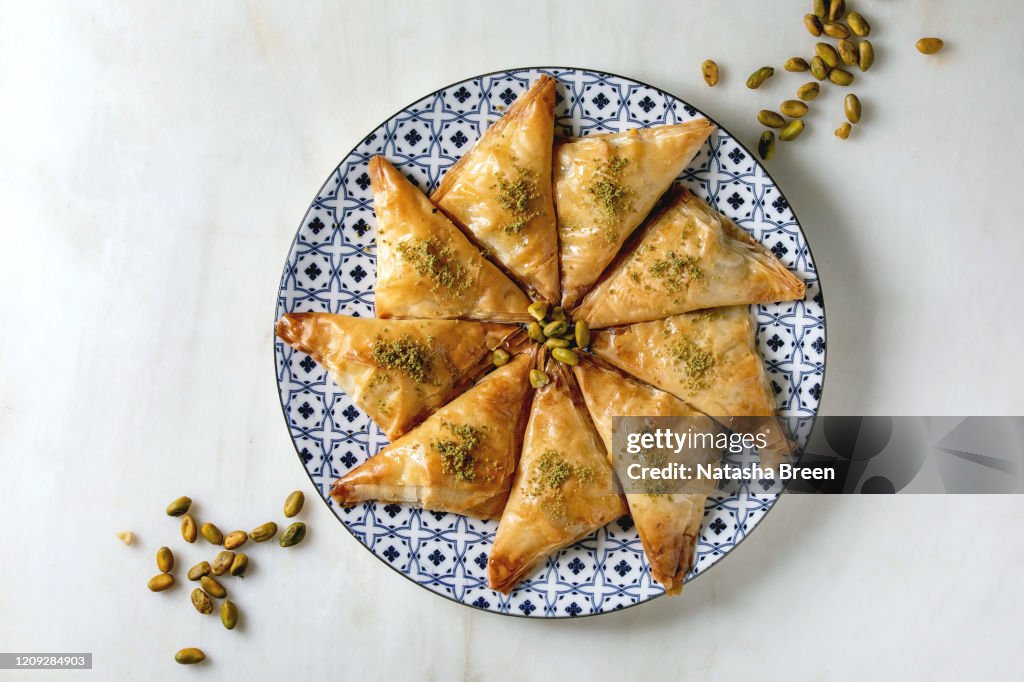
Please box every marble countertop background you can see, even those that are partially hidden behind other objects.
[2,1,1022,679]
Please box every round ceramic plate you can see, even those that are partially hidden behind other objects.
[274,67,826,617]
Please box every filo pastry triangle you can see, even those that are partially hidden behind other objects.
[330,353,534,519]
[488,361,627,593]
[369,156,531,322]
[574,188,805,328]
[431,75,560,302]
[590,306,778,417]
[573,359,713,595]
[554,119,715,308]
[276,313,517,440]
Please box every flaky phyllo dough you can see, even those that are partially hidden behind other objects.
[276,74,807,596]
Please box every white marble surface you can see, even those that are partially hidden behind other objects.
[2,0,1023,679]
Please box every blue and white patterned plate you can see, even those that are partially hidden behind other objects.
[274,67,826,618]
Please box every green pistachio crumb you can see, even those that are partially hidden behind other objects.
[396,238,471,294]
[370,335,431,383]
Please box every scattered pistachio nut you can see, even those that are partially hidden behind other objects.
[758,131,776,161]
[249,522,278,543]
[530,369,549,389]
[780,100,809,118]
[858,40,874,71]
[757,110,785,128]
[847,11,870,36]
[147,573,175,592]
[279,522,307,548]
[797,81,821,101]
[229,553,249,577]
[116,531,134,545]
[545,337,571,349]
[165,496,191,517]
[284,490,305,518]
[822,20,850,39]
[221,600,238,630]
[746,66,775,89]
[543,320,567,337]
[527,301,548,321]
[804,14,823,37]
[779,119,806,142]
[191,587,213,614]
[156,546,174,574]
[550,306,566,321]
[784,57,809,72]
[223,531,247,550]
[181,514,197,544]
[829,68,855,86]
[201,522,224,546]
[188,561,211,581]
[492,349,510,367]
[200,575,227,599]
[212,550,235,576]
[828,0,845,21]
[575,321,590,349]
[845,94,862,123]
[175,648,206,665]
[701,59,719,86]
[813,0,826,19]
[835,122,852,139]
[837,39,857,66]
[527,321,545,343]
[916,37,944,54]
[551,348,579,366]
[810,56,830,80]
[816,42,840,68]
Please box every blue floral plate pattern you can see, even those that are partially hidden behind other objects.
[274,67,826,618]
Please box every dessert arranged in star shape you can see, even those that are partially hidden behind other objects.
[276,75,806,596]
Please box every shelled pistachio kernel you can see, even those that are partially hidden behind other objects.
[780,100,809,118]
[284,490,305,518]
[757,110,785,128]
[816,42,840,68]
[200,522,223,545]
[784,57,809,72]
[545,337,571,349]
[175,648,206,665]
[829,68,855,86]
[229,553,248,577]
[181,514,197,543]
[804,14,823,37]
[810,56,829,80]
[543,320,567,337]
[779,119,806,142]
[701,59,719,86]
[492,349,510,367]
[847,11,870,37]
[188,561,211,581]
[551,347,579,366]
[575,321,590,348]
[249,522,278,543]
[858,40,874,71]
[156,546,174,573]
[822,20,850,39]
[550,306,566,322]
[165,496,191,517]
[758,131,776,161]
[147,573,175,592]
[279,522,307,547]
[529,369,549,389]
[212,550,235,576]
[527,300,548,321]
[223,531,247,550]
[828,0,845,21]
[813,0,826,19]
[837,39,857,66]
[797,82,820,101]
[221,600,238,630]
[916,37,944,54]
[844,94,862,123]
[835,122,852,139]
[191,587,213,614]
[200,575,227,599]
[746,66,775,89]
[527,321,544,343]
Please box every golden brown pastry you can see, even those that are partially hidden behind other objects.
[488,362,627,593]
[574,188,805,328]
[590,306,777,417]
[573,359,710,595]
[276,313,517,440]
[554,119,716,308]
[370,156,531,321]
[330,353,534,519]
[431,75,560,302]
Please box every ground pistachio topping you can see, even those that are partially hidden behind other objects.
[433,421,484,481]
[670,337,716,390]
[585,156,635,243]
[370,335,431,383]
[495,166,543,234]
[395,238,471,294]
[648,251,705,294]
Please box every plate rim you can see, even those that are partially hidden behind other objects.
[272,65,829,619]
